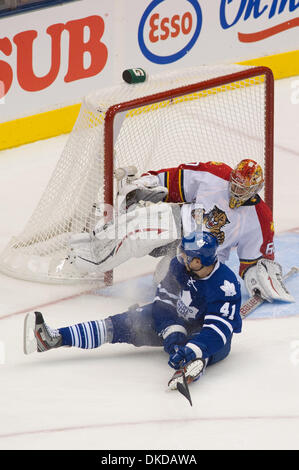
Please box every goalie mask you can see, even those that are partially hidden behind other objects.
[229,159,264,209]
[178,231,218,267]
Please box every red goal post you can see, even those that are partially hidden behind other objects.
[104,65,274,212]
[0,64,274,285]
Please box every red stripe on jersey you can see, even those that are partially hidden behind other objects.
[239,200,274,278]
[180,161,232,181]
[147,161,232,202]
[255,200,275,260]
[147,166,184,202]
[239,259,260,278]
[167,167,183,202]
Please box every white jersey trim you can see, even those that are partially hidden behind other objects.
[162,324,187,339]
[186,342,203,358]
[202,324,227,345]
[157,286,180,300]
[204,315,233,333]
[154,296,176,307]
[200,260,220,280]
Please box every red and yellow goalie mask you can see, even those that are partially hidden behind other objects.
[229,159,264,209]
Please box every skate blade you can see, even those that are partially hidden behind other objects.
[23,312,37,355]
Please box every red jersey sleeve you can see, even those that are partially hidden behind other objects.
[255,200,275,259]
[239,199,275,277]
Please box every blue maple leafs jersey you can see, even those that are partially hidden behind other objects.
[152,257,242,359]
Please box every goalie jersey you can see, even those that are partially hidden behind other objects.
[153,257,242,359]
[148,161,275,277]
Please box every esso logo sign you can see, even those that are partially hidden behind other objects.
[138,0,202,64]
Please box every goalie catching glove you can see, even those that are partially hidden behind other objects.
[68,202,181,273]
[117,172,168,213]
[244,258,294,303]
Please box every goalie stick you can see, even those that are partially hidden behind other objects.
[240,266,299,319]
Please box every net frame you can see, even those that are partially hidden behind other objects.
[0,64,274,285]
[104,66,274,211]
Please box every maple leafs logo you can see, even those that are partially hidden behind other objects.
[220,280,237,297]
[177,290,198,320]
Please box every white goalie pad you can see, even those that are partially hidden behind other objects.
[244,259,295,303]
[69,202,181,273]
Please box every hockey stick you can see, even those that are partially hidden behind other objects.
[168,367,193,407]
[177,372,193,407]
[168,358,206,406]
[240,266,299,319]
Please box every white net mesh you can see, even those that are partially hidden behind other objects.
[0,64,273,284]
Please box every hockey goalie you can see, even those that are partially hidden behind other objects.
[68,159,294,304]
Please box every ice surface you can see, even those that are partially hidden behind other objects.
[0,77,298,450]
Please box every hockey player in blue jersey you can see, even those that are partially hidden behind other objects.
[24,231,242,389]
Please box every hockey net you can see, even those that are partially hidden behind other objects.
[0,64,274,284]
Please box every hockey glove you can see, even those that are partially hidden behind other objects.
[161,325,187,354]
[168,345,197,370]
[163,332,187,354]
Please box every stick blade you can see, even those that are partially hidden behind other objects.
[177,374,193,406]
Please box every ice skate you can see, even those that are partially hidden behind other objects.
[24,311,62,355]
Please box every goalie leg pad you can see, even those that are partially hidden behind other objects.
[70,202,181,273]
